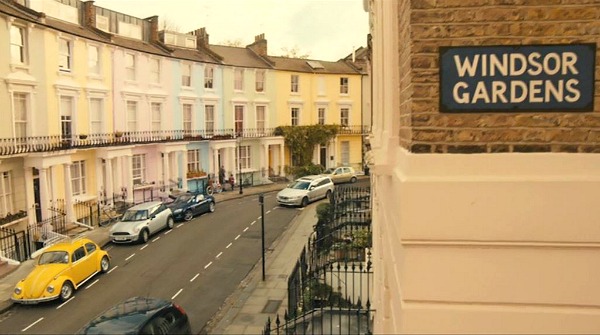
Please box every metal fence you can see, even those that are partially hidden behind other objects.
[264,186,373,335]
[0,227,30,262]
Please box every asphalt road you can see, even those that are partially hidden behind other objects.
[0,191,299,334]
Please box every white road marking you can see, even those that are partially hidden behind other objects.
[204,261,212,269]
[257,216,262,220]
[108,265,118,274]
[235,234,241,240]
[171,289,183,300]
[216,252,223,258]
[226,243,232,249]
[125,253,135,261]
[140,245,148,250]
[152,237,160,242]
[22,317,43,332]
[190,273,199,282]
[266,210,271,214]
[251,220,256,225]
[164,230,172,235]
[85,279,99,289]
[57,297,74,309]
[176,224,183,228]
[243,227,249,232]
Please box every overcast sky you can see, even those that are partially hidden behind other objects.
[93,0,369,61]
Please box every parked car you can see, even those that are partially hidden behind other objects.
[322,166,358,184]
[12,238,110,304]
[109,201,174,244]
[77,296,192,334]
[277,175,335,207]
[166,192,215,221]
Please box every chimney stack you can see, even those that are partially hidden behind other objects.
[146,16,159,43]
[247,33,267,56]
[82,1,96,28]
[191,27,209,49]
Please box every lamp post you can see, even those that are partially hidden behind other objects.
[237,135,243,195]
[259,193,265,281]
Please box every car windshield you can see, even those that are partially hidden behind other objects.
[172,194,193,204]
[288,180,311,190]
[38,251,69,265]
[121,210,149,221]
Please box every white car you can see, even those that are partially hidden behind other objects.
[109,201,174,244]
[277,175,335,207]
[322,166,358,184]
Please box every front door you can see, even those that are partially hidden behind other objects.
[33,176,42,222]
[320,146,327,169]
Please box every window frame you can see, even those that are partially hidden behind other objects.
[205,105,215,136]
[10,24,27,65]
[125,53,136,81]
[340,77,349,95]
[204,66,214,89]
[255,70,265,92]
[234,68,244,91]
[150,58,161,84]
[340,107,350,127]
[340,141,350,166]
[71,160,87,196]
[13,92,28,139]
[291,107,300,126]
[87,44,100,75]
[182,103,193,133]
[151,102,162,132]
[132,154,146,185]
[238,145,251,170]
[126,100,138,132]
[0,171,14,219]
[291,74,299,93]
[256,105,266,133]
[187,149,200,173]
[181,62,192,87]
[89,97,103,134]
[59,38,72,73]
[234,105,244,134]
[60,96,74,140]
[318,107,326,125]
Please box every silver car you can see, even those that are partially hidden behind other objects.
[277,175,334,207]
[322,166,358,184]
[109,201,174,244]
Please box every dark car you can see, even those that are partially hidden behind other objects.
[166,192,215,221]
[78,297,191,334]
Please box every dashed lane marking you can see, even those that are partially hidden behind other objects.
[108,266,118,274]
[85,279,99,289]
[204,261,213,269]
[171,289,183,300]
[56,297,74,309]
[22,317,43,332]
[216,252,223,258]
[190,273,199,282]
[226,243,232,249]
[125,253,135,261]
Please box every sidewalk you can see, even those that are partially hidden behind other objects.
[0,183,296,334]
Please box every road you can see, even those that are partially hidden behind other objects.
[0,191,299,334]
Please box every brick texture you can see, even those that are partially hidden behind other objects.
[398,0,600,153]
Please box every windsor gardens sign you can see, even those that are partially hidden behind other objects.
[439,44,595,113]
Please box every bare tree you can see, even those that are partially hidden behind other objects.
[279,46,310,59]
[160,17,181,32]
[220,38,244,47]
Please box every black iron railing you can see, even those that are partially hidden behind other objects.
[338,125,371,135]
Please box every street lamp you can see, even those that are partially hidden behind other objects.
[237,135,243,195]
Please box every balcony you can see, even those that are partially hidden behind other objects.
[338,125,371,135]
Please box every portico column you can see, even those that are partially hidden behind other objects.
[279,144,285,176]
[181,150,188,192]
[162,152,170,190]
[230,147,236,178]
[114,157,122,199]
[105,158,114,205]
[23,167,35,225]
[63,163,74,224]
[39,167,50,220]
[213,148,219,177]
[124,155,134,203]
[261,144,268,178]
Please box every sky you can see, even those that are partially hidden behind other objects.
[93,0,369,61]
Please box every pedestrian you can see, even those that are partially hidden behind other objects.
[229,173,235,191]
[219,166,225,185]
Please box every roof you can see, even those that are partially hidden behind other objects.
[0,0,40,22]
[269,56,360,75]
[209,45,272,68]
[128,201,164,210]
[46,238,95,252]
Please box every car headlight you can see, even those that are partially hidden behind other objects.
[133,226,141,233]
[47,285,54,294]
[14,287,21,295]
[174,208,183,213]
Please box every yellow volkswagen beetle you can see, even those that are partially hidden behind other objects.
[12,238,110,304]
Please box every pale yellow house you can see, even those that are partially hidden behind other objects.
[271,57,364,172]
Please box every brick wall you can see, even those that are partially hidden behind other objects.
[401,0,600,153]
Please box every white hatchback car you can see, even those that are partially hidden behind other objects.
[109,201,174,244]
[277,175,335,207]
[322,166,358,184]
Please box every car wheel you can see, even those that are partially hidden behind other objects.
[59,281,74,302]
[100,256,110,273]
[209,201,215,213]
[183,210,193,221]
[350,176,357,183]
[301,197,309,207]
[166,217,174,229]
[139,229,149,244]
